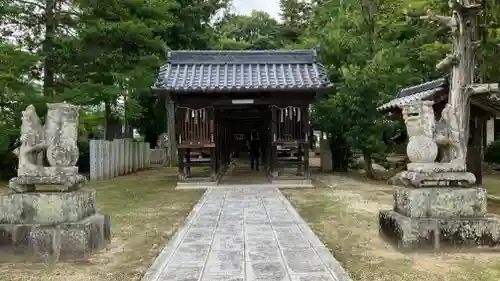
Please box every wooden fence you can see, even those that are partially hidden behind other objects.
[89,139,166,180]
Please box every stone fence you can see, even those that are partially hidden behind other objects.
[89,139,151,180]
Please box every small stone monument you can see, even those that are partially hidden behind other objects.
[156,132,168,148]
[0,102,111,262]
[379,0,500,249]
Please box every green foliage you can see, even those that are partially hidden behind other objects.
[485,140,500,165]
[214,11,284,50]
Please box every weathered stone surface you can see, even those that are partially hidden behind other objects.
[45,102,80,167]
[379,210,500,249]
[0,213,111,261]
[406,135,438,163]
[290,273,336,281]
[282,248,328,274]
[407,163,473,174]
[10,102,86,193]
[393,187,487,218]
[0,189,96,224]
[141,187,350,281]
[159,265,203,281]
[169,243,210,266]
[204,250,244,276]
[9,173,87,193]
[391,171,476,187]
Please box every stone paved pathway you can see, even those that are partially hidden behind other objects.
[141,187,352,281]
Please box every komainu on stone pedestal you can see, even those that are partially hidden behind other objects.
[0,102,111,262]
[380,98,500,249]
[378,0,500,248]
[9,103,86,193]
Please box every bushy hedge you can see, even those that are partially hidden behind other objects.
[485,139,500,165]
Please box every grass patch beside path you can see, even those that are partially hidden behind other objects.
[0,166,204,281]
[483,173,500,197]
[282,173,500,281]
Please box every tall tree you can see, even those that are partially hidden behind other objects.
[299,0,447,177]
[215,10,283,50]
[279,0,312,43]
[1,0,79,100]
[58,0,177,140]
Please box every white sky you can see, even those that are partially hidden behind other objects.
[232,0,280,19]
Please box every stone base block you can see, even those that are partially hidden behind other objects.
[379,210,500,250]
[9,173,87,193]
[0,189,96,224]
[0,213,111,262]
[394,187,487,218]
[391,171,476,187]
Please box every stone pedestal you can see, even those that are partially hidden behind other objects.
[0,189,111,261]
[380,172,500,250]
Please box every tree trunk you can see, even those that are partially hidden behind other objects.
[447,0,478,171]
[43,0,56,100]
[363,151,375,179]
[104,101,114,141]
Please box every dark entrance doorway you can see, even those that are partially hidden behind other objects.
[216,104,270,185]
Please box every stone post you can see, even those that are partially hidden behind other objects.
[126,139,132,174]
[113,140,119,177]
[97,139,105,180]
[110,140,115,178]
[103,141,111,179]
[487,118,495,145]
[119,139,125,175]
[132,142,138,172]
[89,139,100,180]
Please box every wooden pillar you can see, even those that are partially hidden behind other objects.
[303,107,310,178]
[467,116,484,185]
[178,148,185,181]
[270,106,278,179]
[166,96,178,165]
[185,148,191,177]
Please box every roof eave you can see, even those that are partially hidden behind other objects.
[152,85,332,95]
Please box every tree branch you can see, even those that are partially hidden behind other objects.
[448,1,482,13]
[436,53,458,71]
[420,10,458,31]
[467,83,499,95]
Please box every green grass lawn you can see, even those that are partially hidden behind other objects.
[0,166,204,281]
[283,173,500,281]
[483,173,500,197]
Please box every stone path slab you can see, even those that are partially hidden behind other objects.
[141,187,353,281]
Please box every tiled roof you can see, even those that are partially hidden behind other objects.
[377,87,445,111]
[378,77,500,115]
[153,50,332,93]
[377,78,448,111]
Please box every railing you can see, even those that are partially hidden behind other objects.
[177,106,215,146]
[272,105,308,142]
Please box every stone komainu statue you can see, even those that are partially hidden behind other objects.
[402,100,463,169]
[9,103,86,193]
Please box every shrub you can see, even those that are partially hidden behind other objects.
[485,139,500,165]
[0,151,18,181]
[77,141,90,174]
